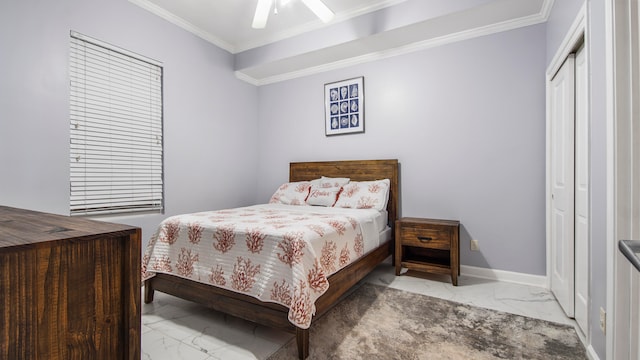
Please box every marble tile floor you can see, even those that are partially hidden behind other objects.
[142,261,579,360]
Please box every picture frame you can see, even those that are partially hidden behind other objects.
[324,76,364,136]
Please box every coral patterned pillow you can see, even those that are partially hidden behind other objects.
[306,186,342,207]
[334,179,390,211]
[269,181,311,205]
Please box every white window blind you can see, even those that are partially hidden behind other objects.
[70,31,163,216]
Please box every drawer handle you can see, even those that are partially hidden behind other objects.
[417,236,433,242]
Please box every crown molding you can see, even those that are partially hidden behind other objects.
[234,71,262,86]
[234,0,409,53]
[129,0,555,85]
[130,0,408,54]
[540,0,556,21]
[128,0,236,53]
[237,1,551,86]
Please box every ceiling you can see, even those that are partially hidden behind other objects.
[129,0,554,85]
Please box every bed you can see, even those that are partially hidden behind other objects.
[143,159,399,359]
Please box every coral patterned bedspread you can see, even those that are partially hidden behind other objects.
[142,203,385,329]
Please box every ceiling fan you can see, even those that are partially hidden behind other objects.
[252,0,335,29]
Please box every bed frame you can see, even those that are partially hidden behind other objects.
[144,159,399,359]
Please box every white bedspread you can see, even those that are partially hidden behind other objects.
[142,204,386,328]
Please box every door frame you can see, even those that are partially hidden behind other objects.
[606,0,640,358]
[574,43,589,335]
[545,0,587,337]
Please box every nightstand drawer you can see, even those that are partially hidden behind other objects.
[399,227,451,250]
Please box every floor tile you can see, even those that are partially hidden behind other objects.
[142,328,212,360]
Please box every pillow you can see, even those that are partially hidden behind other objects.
[310,176,350,188]
[269,181,311,205]
[306,186,342,207]
[334,179,390,211]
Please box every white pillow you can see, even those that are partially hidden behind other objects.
[310,176,350,188]
[306,186,342,207]
[334,179,390,211]
[269,181,311,205]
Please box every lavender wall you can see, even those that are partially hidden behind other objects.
[0,0,259,246]
[545,0,585,65]
[256,24,548,275]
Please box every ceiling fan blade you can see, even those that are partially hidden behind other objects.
[252,0,273,29]
[301,0,334,23]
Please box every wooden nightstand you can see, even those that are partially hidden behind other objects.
[395,217,460,286]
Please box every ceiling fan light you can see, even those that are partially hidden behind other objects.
[252,0,273,29]
[301,0,334,23]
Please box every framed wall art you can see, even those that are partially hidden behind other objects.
[324,76,364,136]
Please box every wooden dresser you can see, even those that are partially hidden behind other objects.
[395,217,460,285]
[0,206,141,359]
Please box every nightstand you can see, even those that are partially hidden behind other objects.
[395,217,460,285]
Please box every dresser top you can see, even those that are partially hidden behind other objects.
[0,206,139,250]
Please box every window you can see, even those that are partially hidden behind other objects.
[69,31,163,216]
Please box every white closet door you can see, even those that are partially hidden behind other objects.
[550,54,576,317]
[574,45,589,334]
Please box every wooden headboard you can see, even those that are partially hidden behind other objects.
[289,159,399,228]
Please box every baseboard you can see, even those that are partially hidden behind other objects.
[586,344,600,360]
[461,265,548,288]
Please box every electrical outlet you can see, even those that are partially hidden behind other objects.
[470,239,479,251]
[600,307,606,333]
